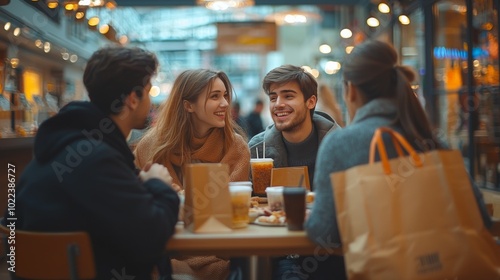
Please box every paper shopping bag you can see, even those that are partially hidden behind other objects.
[183,163,233,233]
[271,166,310,190]
[332,127,500,280]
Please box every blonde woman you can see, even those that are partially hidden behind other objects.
[135,69,250,279]
[135,69,250,189]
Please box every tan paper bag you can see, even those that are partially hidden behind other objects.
[183,163,233,233]
[271,166,310,190]
[332,127,500,280]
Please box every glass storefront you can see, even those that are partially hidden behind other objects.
[397,0,499,188]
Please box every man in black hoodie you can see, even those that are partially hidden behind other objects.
[4,47,179,279]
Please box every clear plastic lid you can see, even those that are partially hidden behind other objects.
[265,186,284,193]
[229,185,252,193]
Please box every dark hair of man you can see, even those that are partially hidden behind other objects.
[343,40,439,149]
[262,64,318,118]
[83,46,159,115]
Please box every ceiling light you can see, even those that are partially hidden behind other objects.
[47,0,58,9]
[268,9,321,26]
[70,54,78,63]
[99,24,109,34]
[378,3,390,14]
[324,61,341,75]
[149,86,160,97]
[10,58,19,68]
[75,0,116,9]
[399,15,410,25]
[13,27,20,36]
[75,10,85,20]
[367,17,380,27]
[64,2,78,11]
[319,44,331,54]
[62,51,70,60]
[196,0,254,11]
[340,28,353,39]
[104,0,116,9]
[88,16,100,30]
[43,41,51,53]
[118,35,128,45]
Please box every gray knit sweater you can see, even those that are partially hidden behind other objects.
[305,98,492,247]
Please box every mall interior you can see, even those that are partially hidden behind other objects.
[0,0,499,279]
[0,0,499,224]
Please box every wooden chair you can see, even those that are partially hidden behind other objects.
[0,221,95,280]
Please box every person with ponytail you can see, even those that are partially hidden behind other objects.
[305,40,491,278]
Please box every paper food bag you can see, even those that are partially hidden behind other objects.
[332,127,500,280]
[183,163,233,233]
[271,166,310,190]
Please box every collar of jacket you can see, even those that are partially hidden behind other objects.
[248,111,340,168]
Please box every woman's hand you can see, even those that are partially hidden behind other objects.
[139,162,175,189]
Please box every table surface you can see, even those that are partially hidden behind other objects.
[166,223,342,257]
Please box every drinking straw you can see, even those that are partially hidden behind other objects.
[256,147,259,159]
[298,174,304,188]
[263,141,266,158]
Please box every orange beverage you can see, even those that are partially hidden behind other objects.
[229,184,252,228]
[250,158,274,196]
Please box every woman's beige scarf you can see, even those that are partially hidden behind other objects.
[135,128,250,188]
[135,128,250,279]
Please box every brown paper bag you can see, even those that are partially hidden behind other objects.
[271,166,310,190]
[183,163,233,233]
[332,127,500,280]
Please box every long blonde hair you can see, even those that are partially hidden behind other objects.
[318,83,344,127]
[143,69,242,165]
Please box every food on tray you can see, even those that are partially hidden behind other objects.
[249,208,259,223]
[266,186,284,211]
[250,196,260,208]
[256,210,286,225]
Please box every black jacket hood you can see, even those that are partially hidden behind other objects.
[34,101,134,169]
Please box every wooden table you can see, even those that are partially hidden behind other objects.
[166,222,342,280]
[166,223,342,257]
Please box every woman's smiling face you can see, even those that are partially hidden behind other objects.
[185,77,229,137]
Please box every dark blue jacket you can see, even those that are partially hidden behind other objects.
[4,102,179,279]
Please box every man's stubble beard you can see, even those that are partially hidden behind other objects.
[274,112,308,133]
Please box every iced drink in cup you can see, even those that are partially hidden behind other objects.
[283,187,306,231]
[229,183,252,228]
[266,186,284,211]
[250,158,274,196]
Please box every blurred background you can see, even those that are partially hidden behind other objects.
[0,0,499,191]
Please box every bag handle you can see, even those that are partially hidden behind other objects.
[369,127,423,174]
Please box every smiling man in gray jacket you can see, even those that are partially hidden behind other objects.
[248,64,343,280]
[248,64,340,190]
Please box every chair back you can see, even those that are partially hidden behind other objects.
[0,222,96,280]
